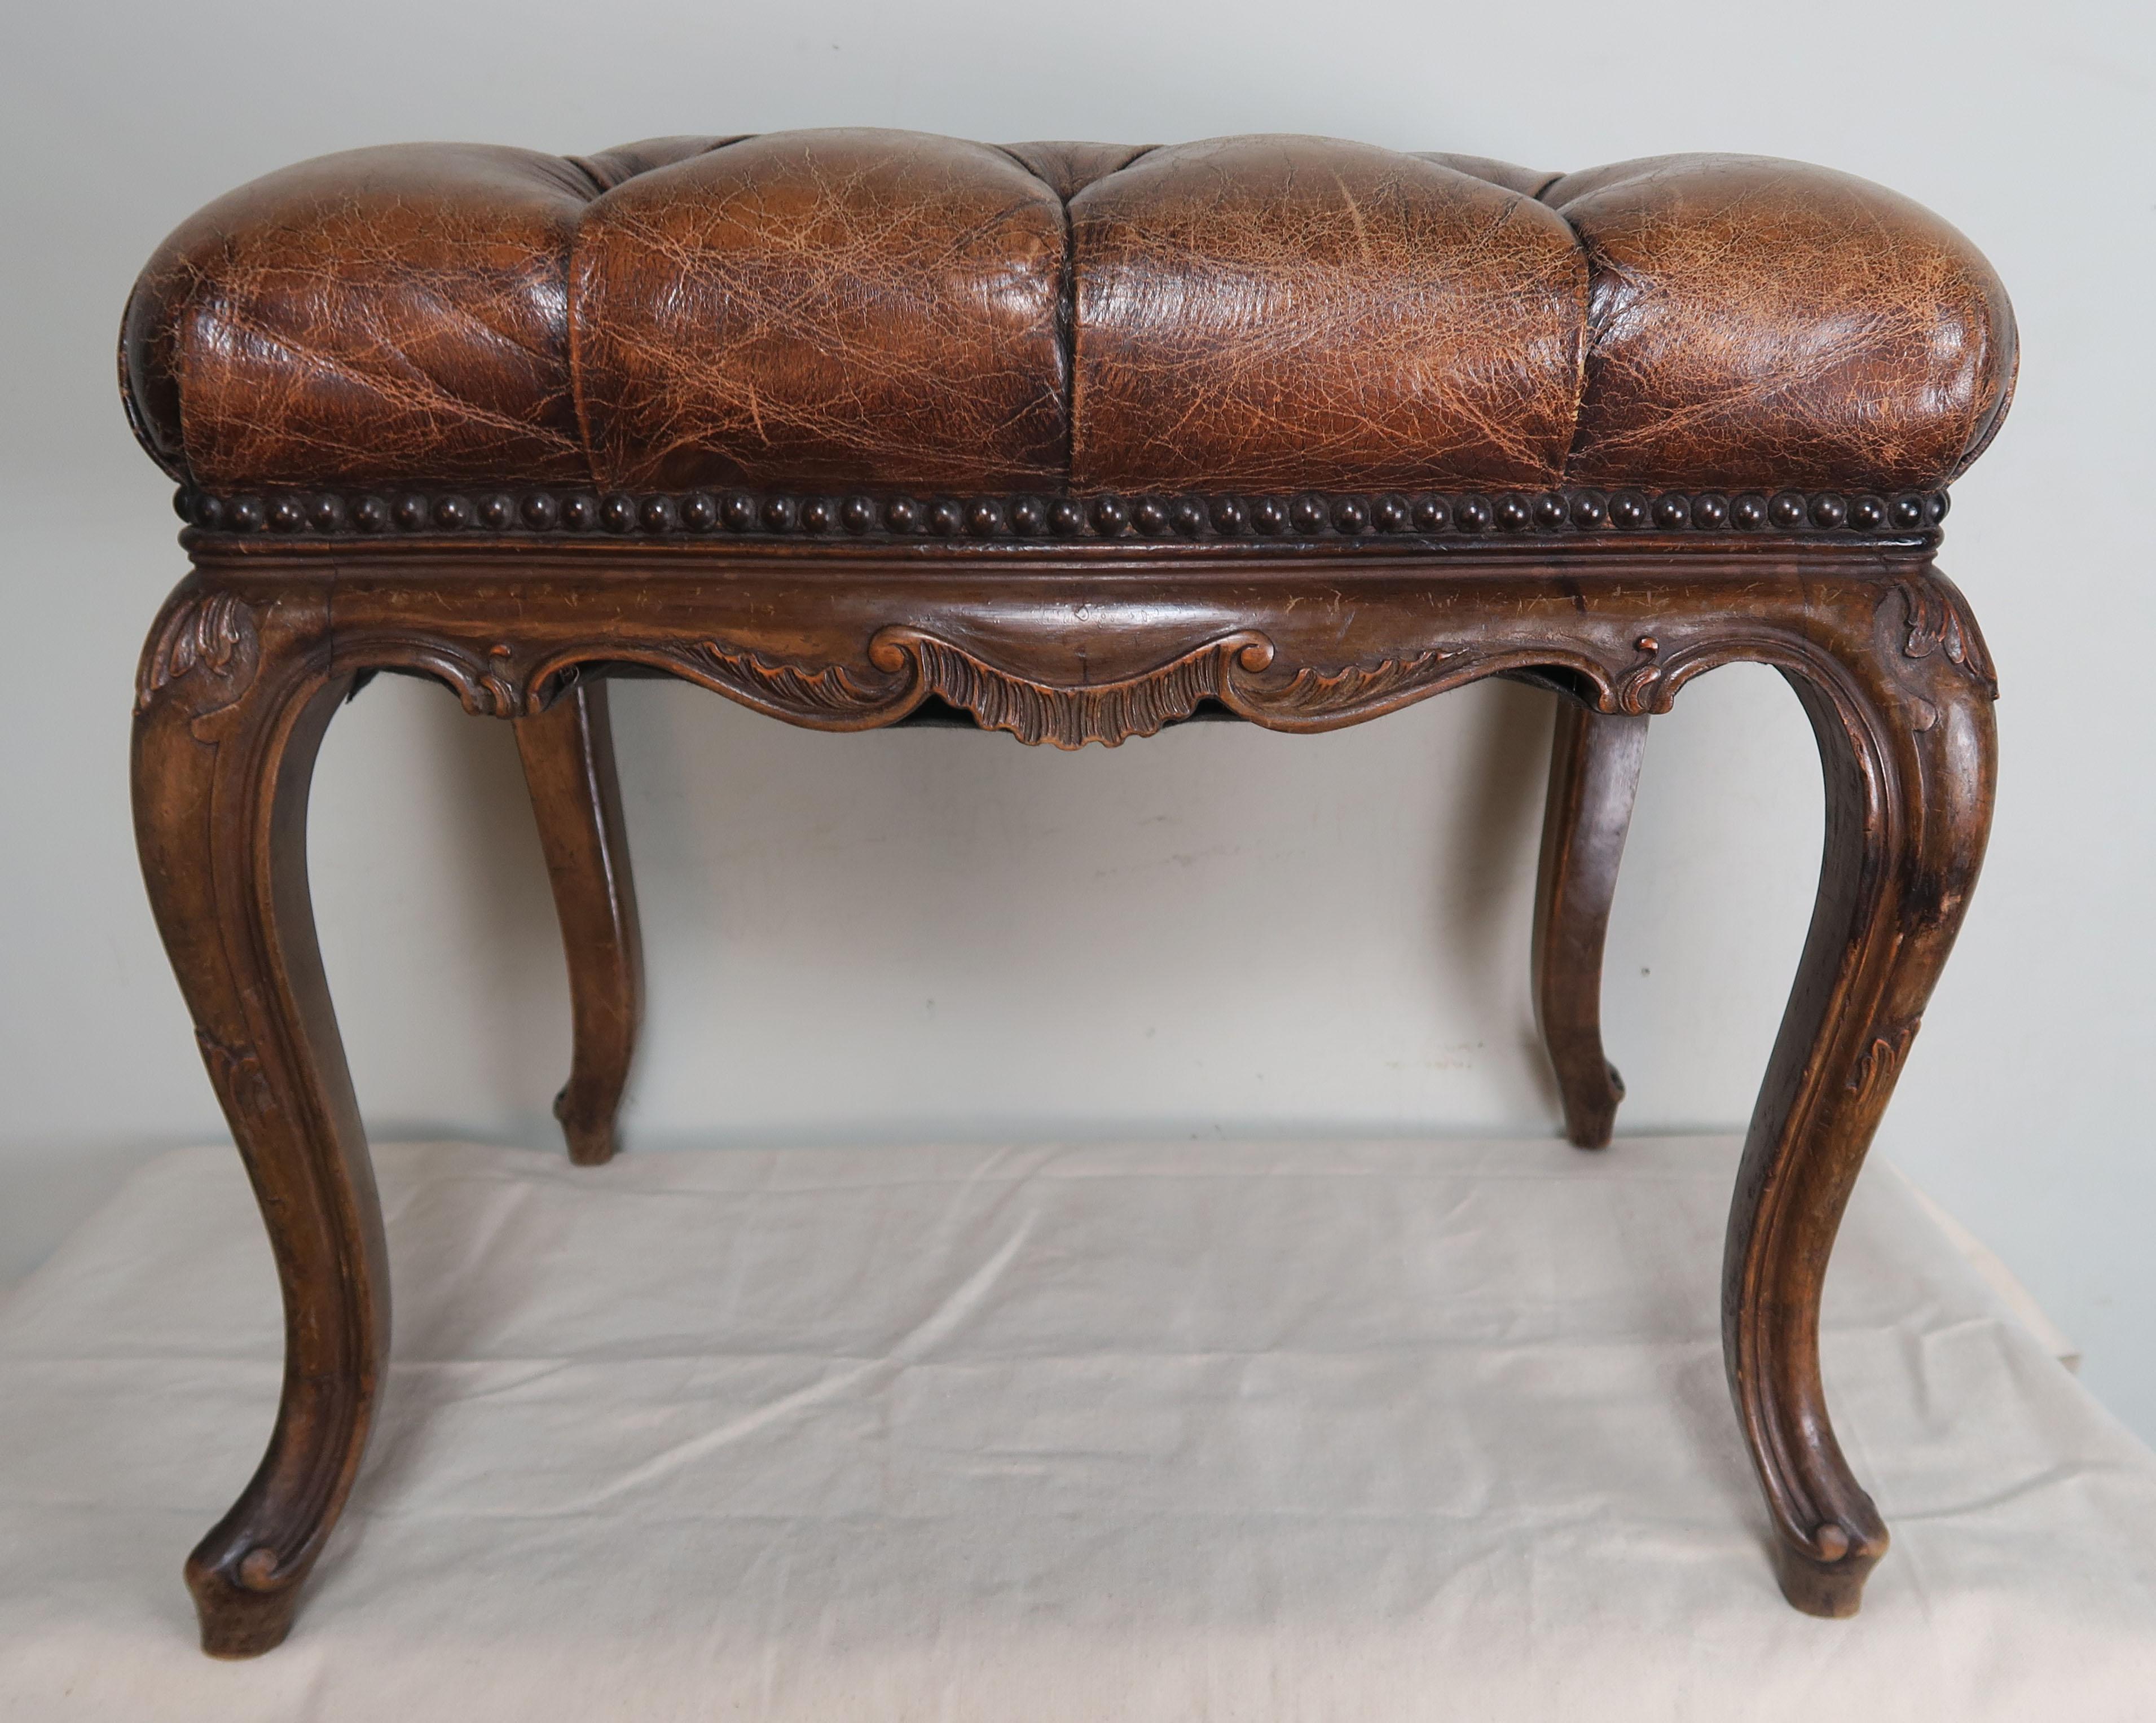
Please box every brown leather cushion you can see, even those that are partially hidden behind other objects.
[121,130,2015,495]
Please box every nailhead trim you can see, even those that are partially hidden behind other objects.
[177,485,1950,540]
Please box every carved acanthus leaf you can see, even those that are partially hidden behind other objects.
[1231,649,1458,724]
[1898,578,1996,699]
[195,1028,274,1121]
[1847,1018,1921,1105]
[137,591,258,717]
[880,628,1272,748]
[688,642,911,725]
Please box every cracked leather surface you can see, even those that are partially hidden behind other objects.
[1544,155,2017,490]
[121,133,2016,493]
[574,130,1068,490]
[1070,136,1585,491]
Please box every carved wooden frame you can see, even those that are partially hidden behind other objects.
[132,522,1997,1654]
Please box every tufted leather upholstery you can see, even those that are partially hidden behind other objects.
[122,130,2014,495]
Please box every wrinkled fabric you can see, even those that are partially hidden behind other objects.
[1,1136,2150,1720]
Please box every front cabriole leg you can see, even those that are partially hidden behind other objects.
[132,577,385,1656]
[1717,568,1997,1615]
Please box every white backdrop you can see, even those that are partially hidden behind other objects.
[1,1,2149,1437]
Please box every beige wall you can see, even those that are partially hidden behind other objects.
[2,0,2150,1435]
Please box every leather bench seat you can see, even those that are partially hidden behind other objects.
[122,130,2014,499]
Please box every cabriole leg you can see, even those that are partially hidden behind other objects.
[1532,702,1648,1148]
[1725,573,1997,1615]
[514,677,644,1164]
[132,581,384,1657]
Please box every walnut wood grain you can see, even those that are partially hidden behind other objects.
[1532,704,1649,1149]
[131,583,384,1658]
[1723,577,1995,1615]
[135,532,1997,1649]
[514,680,643,1164]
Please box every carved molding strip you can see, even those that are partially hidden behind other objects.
[331,569,1991,750]
[659,629,1473,749]
[137,590,258,716]
[175,483,1951,544]
[451,627,1482,749]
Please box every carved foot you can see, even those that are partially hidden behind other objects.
[187,1546,309,1658]
[553,1083,621,1166]
[1770,1518,1890,1617]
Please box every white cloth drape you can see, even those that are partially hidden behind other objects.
[3,1136,2152,1720]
